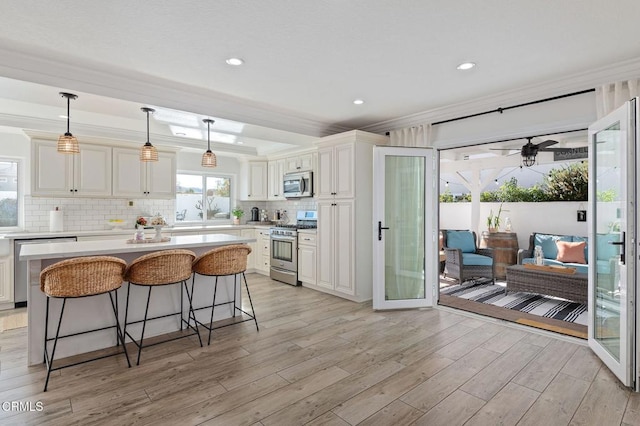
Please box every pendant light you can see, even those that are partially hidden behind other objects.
[201,118,217,167]
[140,107,158,162]
[57,92,80,154]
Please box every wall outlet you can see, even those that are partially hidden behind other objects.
[128,200,134,207]
[577,210,586,222]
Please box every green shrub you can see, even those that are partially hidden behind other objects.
[596,189,617,202]
[442,162,589,203]
[543,162,588,201]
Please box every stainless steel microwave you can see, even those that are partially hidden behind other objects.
[283,171,313,198]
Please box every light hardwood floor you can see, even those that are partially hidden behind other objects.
[0,273,638,425]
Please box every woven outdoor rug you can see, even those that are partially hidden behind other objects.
[441,280,588,326]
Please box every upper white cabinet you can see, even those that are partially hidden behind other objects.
[284,153,313,174]
[32,140,111,197]
[246,161,268,201]
[268,159,285,200]
[112,148,176,198]
[317,143,354,199]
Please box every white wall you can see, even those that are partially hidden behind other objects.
[440,201,588,250]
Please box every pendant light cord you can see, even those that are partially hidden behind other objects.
[66,96,71,134]
[146,110,150,143]
[207,120,211,150]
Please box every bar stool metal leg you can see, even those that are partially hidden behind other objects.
[242,272,259,332]
[207,276,219,345]
[108,291,131,368]
[232,274,237,318]
[44,297,67,392]
[136,286,153,366]
[182,280,202,347]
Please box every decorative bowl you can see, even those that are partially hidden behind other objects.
[106,220,128,230]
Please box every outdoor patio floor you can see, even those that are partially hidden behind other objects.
[439,278,588,339]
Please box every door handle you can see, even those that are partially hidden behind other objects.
[609,231,625,264]
[378,221,389,241]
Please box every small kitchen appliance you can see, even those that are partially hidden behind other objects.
[283,171,313,198]
[251,207,260,222]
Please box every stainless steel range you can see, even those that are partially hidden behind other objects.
[270,210,317,286]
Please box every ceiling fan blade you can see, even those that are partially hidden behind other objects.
[535,139,559,149]
[539,147,574,153]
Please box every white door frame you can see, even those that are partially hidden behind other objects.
[587,98,636,388]
[372,146,437,310]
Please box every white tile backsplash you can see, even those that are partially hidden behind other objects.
[236,199,317,224]
[24,196,176,232]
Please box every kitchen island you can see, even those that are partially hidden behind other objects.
[20,233,256,365]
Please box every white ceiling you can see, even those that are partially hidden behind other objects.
[0,1,638,157]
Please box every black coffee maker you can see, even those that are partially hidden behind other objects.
[251,207,259,222]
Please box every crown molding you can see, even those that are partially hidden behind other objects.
[0,42,351,139]
[361,57,640,135]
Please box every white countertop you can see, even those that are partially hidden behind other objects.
[3,223,275,240]
[19,233,256,260]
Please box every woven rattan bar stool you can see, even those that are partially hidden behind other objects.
[191,244,258,345]
[41,256,130,392]
[123,249,202,365]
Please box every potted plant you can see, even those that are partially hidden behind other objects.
[487,210,496,232]
[487,203,506,232]
[231,207,244,225]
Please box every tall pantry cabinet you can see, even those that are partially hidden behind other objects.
[315,130,388,302]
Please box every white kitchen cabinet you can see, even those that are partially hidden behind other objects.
[246,161,268,201]
[241,228,256,271]
[32,140,112,197]
[297,231,316,286]
[316,143,354,199]
[252,228,271,275]
[284,153,313,174]
[317,200,353,294]
[267,159,285,200]
[112,148,176,198]
[314,130,389,302]
[0,257,12,306]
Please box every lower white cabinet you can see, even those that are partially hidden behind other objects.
[317,200,354,295]
[253,228,271,275]
[0,257,12,306]
[297,231,316,285]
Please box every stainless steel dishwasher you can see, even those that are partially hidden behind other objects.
[14,237,77,307]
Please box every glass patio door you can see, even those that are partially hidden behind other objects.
[588,98,637,388]
[372,147,436,309]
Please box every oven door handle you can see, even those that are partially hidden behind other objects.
[271,236,297,241]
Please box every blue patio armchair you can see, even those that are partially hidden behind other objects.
[442,230,495,284]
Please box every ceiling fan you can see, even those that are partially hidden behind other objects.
[492,137,573,167]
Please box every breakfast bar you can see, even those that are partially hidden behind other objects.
[20,233,256,365]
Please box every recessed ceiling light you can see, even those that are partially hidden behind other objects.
[456,62,476,70]
[59,115,68,119]
[226,58,244,66]
[353,99,364,105]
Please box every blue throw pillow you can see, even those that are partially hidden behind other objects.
[596,233,620,260]
[447,230,476,253]
[534,233,571,260]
